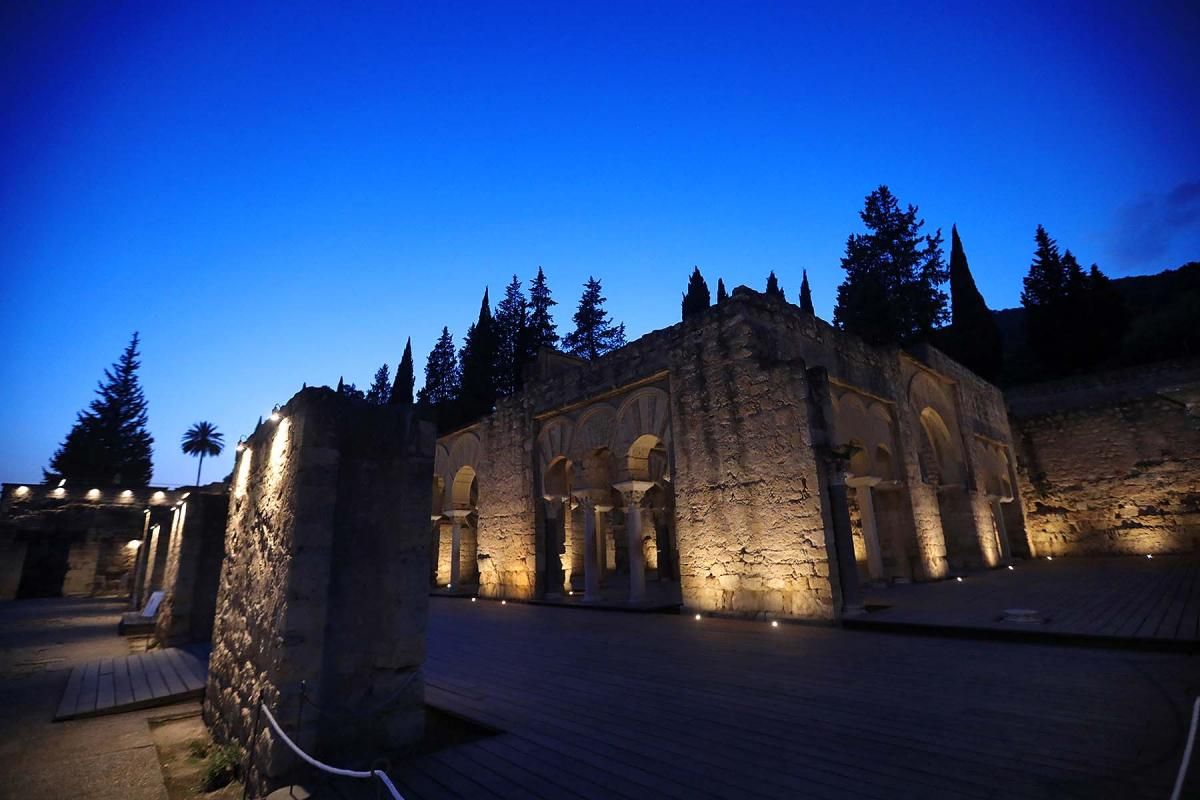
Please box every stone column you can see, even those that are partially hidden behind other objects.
[614,481,653,604]
[821,454,864,615]
[991,496,1012,564]
[445,510,471,589]
[595,504,613,584]
[846,476,884,582]
[573,491,606,603]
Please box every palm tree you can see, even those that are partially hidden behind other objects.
[181,421,224,486]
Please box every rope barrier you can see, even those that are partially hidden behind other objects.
[1170,696,1200,800]
[259,703,404,800]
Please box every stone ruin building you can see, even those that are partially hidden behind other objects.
[0,483,181,601]
[431,288,1028,619]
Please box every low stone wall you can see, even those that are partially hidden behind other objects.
[204,388,434,795]
[155,491,229,645]
[1009,361,1200,556]
[0,485,178,600]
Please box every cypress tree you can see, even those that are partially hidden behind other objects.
[833,185,947,345]
[365,364,391,405]
[799,270,814,313]
[493,275,529,395]
[336,376,345,393]
[47,332,154,486]
[389,338,415,405]
[418,327,460,406]
[765,271,785,298]
[940,225,1002,380]
[716,278,728,304]
[563,277,627,360]
[458,288,499,420]
[527,266,559,354]
[681,266,711,320]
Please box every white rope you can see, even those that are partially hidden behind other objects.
[1171,697,1200,800]
[259,703,404,800]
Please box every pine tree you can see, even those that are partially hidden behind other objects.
[1021,226,1084,373]
[766,271,785,299]
[799,270,814,313]
[716,278,728,304]
[47,332,154,486]
[527,266,559,354]
[365,363,391,405]
[389,338,415,405]
[458,288,499,420]
[493,275,529,395]
[418,327,460,406]
[939,225,1002,380]
[563,277,627,360]
[833,185,947,345]
[681,266,711,320]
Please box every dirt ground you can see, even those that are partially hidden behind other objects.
[149,710,242,800]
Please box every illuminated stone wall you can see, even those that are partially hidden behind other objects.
[0,485,177,600]
[432,289,1026,617]
[204,388,434,795]
[474,399,538,599]
[154,490,228,645]
[666,307,835,617]
[1010,362,1200,556]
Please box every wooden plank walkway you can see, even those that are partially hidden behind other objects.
[370,597,1197,800]
[852,554,1200,649]
[54,647,208,721]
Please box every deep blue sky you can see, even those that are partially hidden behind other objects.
[2,1,1198,487]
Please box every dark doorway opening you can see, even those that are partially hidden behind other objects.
[17,533,73,598]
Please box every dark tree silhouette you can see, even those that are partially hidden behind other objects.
[181,421,224,486]
[833,185,947,345]
[418,327,460,406]
[799,270,814,313]
[939,225,1002,380]
[335,377,365,401]
[458,289,499,420]
[564,277,626,360]
[365,364,391,405]
[494,275,529,395]
[716,278,728,304]
[389,338,415,405]
[765,270,784,298]
[681,266,711,320]
[527,266,559,355]
[47,333,154,486]
[1020,225,1125,374]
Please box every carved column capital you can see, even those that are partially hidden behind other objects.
[612,480,655,506]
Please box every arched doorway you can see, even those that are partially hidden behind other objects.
[918,407,980,569]
[541,457,573,597]
[443,465,478,590]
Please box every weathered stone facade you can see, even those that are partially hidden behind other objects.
[154,490,229,645]
[204,388,434,795]
[433,289,1026,619]
[0,484,179,601]
[1009,360,1200,556]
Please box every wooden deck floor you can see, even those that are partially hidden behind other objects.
[377,597,1198,800]
[855,554,1200,647]
[54,646,208,721]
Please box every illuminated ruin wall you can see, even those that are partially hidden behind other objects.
[1010,361,1200,556]
[434,289,1025,617]
[154,490,228,645]
[0,485,178,601]
[204,388,434,795]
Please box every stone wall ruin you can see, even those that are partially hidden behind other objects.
[204,388,434,795]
